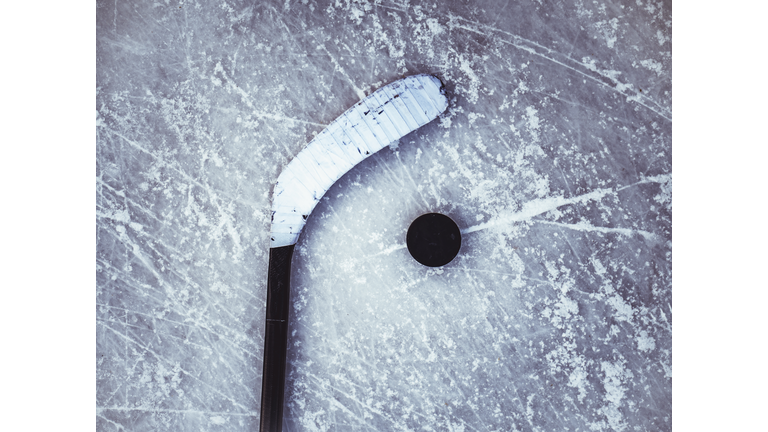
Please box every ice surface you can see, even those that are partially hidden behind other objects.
[96,0,671,430]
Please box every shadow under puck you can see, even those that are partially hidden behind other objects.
[406,213,461,267]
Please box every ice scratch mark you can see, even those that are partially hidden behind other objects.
[450,16,671,121]
[394,153,432,209]
[98,406,258,416]
[105,129,258,212]
[370,243,406,257]
[616,173,671,192]
[319,44,367,99]
[556,225,584,263]
[214,62,326,127]
[376,1,407,14]
[100,322,253,412]
[251,110,326,127]
[305,375,386,428]
[537,220,657,241]
[461,174,669,235]
[498,38,670,121]
[104,224,165,283]
[462,187,611,234]
[97,413,125,431]
[97,304,259,349]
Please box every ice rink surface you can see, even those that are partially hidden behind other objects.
[96,0,671,430]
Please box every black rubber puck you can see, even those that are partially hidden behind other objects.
[406,213,461,267]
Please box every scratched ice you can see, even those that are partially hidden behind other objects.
[96,1,671,431]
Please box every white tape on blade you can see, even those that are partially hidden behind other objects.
[270,74,448,248]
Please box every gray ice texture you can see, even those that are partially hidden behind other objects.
[96,0,671,431]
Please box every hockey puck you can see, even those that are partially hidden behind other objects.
[406,213,461,267]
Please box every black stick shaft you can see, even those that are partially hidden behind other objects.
[259,245,295,432]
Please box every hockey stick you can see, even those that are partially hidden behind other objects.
[259,74,448,432]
